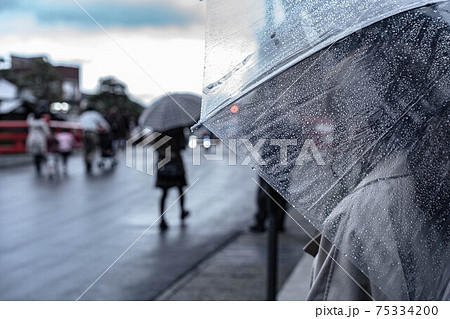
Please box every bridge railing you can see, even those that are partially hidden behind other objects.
[0,120,83,155]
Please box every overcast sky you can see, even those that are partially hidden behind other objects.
[0,0,206,104]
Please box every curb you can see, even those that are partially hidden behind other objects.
[154,231,243,301]
[0,154,33,168]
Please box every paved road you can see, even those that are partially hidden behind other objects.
[0,148,257,300]
[158,225,312,301]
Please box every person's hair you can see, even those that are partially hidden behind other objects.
[33,111,42,119]
[85,103,96,111]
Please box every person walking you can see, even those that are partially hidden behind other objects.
[79,105,110,174]
[56,128,75,175]
[46,130,60,179]
[107,106,130,151]
[26,112,50,176]
[154,127,190,231]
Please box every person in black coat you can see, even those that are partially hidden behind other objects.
[155,127,189,231]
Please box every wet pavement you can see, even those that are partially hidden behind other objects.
[157,212,313,301]
[0,148,258,300]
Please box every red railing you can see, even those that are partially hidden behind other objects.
[0,120,83,155]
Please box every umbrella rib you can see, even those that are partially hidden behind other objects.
[71,0,198,125]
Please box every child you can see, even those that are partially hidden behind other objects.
[46,131,60,179]
[56,128,75,175]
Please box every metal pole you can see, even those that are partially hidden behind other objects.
[267,204,279,301]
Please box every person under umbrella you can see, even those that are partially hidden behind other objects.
[140,93,201,231]
[304,5,450,301]
[153,127,190,231]
[199,0,450,300]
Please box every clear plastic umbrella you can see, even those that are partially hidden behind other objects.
[199,0,450,300]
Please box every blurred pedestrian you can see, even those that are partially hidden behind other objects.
[248,115,302,233]
[98,126,117,169]
[26,112,50,176]
[79,104,110,174]
[107,106,129,151]
[56,128,75,175]
[155,127,190,231]
[46,130,60,179]
[249,177,287,232]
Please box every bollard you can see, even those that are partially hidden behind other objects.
[267,204,279,301]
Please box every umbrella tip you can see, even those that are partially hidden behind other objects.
[191,122,202,132]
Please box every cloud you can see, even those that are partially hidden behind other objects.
[0,0,204,29]
[0,0,17,10]
[0,25,206,104]
[0,1,206,104]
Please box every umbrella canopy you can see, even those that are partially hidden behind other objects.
[140,93,201,132]
[0,99,22,115]
[0,78,21,114]
[0,78,17,100]
[79,110,111,132]
[201,0,450,300]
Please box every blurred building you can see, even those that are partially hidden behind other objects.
[0,78,21,115]
[55,65,82,103]
[2,55,82,118]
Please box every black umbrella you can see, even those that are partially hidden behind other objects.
[140,93,201,132]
